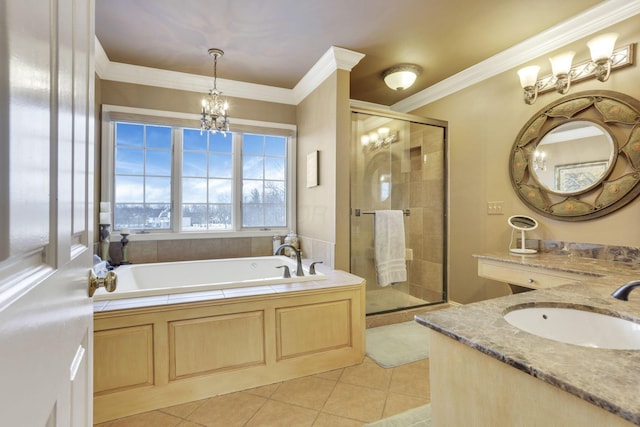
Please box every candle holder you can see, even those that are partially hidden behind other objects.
[99,224,111,262]
[120,233,130,265]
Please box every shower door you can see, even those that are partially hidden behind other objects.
[350,108,447,315]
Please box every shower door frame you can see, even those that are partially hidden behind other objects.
[350,106,449,315]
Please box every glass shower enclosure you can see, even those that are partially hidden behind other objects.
[350,108,447,315]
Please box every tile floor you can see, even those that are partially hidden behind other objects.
[94,356,431,426]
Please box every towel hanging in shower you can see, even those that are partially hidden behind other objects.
[374,210,407,286]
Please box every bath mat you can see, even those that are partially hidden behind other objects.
[366,321,430,368]
[364,404,432,427]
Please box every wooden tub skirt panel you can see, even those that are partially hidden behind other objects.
[93,282,365,423]
[169,310,265,380]
[94,324,154,396]
[276,299,352,360]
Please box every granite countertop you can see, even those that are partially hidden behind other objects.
[474,251,640,277]
[416,252,640,426]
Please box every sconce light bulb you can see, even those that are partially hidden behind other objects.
[588,33,618,62]
[360,135,370,146]
[550,51,575,77]
[517,66,540,89]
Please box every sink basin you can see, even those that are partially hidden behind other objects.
[504,305,640,349]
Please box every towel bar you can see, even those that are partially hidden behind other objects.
[354,209,410,217]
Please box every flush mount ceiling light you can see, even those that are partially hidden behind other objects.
[382,64,422,91]
[200,48,230,134]
[517,33,635,105]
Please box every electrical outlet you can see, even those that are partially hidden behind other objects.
[487,201,504,215]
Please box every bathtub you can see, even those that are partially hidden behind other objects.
[93,257,365,423]
[93,255,325,301]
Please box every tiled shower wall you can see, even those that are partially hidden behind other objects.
[406,124,445,303]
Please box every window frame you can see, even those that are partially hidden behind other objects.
[101,104,296,240]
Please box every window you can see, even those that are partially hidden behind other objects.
[103,108,295,236]
[181,129,233,230]
[114,123,173,230]
[241,134,287,227]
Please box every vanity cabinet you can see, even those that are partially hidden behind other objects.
[428,331,636,427]
[477,258,587,290]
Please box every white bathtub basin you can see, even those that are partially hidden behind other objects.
[504,306,640,349]
[93,256,326,301]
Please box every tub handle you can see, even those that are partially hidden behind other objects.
[276,265,291,278]
[309,261,323,275]
[88,269,117,297]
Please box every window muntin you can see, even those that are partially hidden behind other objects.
[109,119,292,234]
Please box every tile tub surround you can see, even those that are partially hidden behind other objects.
[417,252,640,426]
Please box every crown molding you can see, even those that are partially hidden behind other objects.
[95,37,295,104]
[392,0,640,113]
[95,38,364,106]
[293,46,365,104]
[349,99,391,111]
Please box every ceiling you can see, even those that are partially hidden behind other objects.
[96,0,604,106]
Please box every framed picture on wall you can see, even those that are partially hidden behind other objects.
[555,161,608,193]
[306,150,319,188]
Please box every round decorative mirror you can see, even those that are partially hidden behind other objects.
[530,121,615,194]
[509,91,640,221]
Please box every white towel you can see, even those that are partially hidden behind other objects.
[374,210,407,286]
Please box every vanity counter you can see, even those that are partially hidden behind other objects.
[474,251,640,278]
[416,253,640,426]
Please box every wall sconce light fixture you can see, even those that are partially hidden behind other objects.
[532,150,547,171]
[360,127,398,152]
[517,34,635,105]
[382,64,422,91]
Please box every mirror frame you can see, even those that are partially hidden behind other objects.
[509,90,640,221]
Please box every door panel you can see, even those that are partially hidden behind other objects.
[0,0,95,425]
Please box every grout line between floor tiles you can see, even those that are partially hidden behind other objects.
[241,392,271,427]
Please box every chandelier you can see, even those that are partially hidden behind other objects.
[201,48,230,134]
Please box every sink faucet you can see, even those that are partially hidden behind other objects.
[611,280,640,301]
[274,244,304,277]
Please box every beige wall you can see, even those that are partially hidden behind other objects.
[99,80,296,124]
[411,15,640,304]
[296,70,351,270]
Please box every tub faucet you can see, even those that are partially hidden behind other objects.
[612,280,640,301]
[274,244,304,277]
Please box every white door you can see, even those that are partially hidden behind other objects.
[0,0,96,425]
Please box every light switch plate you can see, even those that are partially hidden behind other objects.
[487,201,504,215]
